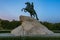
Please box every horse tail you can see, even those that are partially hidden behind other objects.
[35,12,39,20]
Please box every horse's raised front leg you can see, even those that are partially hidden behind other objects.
[21,8,27,12]
[21,8,24,11]
[24,10,27,12]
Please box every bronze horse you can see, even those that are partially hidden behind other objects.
[21,2,39,20]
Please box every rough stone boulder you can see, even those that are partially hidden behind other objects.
[11,15,54,36]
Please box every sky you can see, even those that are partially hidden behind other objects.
[0,0,60,23]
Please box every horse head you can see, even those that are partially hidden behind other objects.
[25,2,30,5]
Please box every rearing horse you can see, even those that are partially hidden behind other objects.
[21,2,39,20]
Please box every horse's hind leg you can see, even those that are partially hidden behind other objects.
[30,14,32,18]
[34,11,39,20]
[35,14,39,20]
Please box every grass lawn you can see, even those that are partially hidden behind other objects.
[0,36,60,40]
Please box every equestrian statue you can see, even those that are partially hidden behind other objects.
[21,2,39,20]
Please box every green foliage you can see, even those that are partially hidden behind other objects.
[0,36,60,40]
[40,21,60,30]
[0,19,21,30]
[1,20,10,29]
[40,22,54,30]
[8,20,21,29]
[53,23,60,30]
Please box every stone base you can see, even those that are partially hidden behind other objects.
[11,15,54,36]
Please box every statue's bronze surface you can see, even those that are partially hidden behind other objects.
[21,2,39,20]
